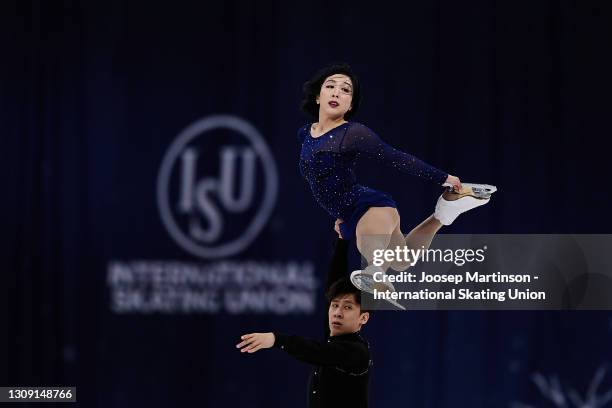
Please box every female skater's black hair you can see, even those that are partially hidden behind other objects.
[300,63,362,120]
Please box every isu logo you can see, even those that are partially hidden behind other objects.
[157,115,278,258]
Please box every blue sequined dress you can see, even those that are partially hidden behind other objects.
[298,121,448,240]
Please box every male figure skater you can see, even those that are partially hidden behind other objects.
[236,237,372,407]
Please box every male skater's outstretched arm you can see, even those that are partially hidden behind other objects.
[236,229,373,407]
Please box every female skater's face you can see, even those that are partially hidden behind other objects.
[328,294,369,336]
[317,74,353,119]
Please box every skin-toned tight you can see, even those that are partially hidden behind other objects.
[355,207,443,273]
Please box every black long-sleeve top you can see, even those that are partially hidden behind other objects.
[274,239,371,408]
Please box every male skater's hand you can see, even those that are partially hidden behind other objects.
[334,218,344,238]
[236,333,275,353]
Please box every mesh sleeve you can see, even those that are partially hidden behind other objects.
[341,123,448,185]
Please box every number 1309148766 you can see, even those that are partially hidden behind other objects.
[1,387,76,402]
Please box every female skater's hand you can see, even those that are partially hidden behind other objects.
[236,333,275,354]
[444,175,462,192]
[334,219,344,238]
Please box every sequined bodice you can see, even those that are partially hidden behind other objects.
[298,122,448,220]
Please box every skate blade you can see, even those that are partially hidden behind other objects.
[350,270,376,295]
[443,183,497,200]
[349,270,406,310]
[386,299,406,310]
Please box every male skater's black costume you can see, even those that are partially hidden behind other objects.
[273,239,372,408]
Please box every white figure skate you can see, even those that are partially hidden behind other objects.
[350,268,406,310]
[434,183,497,225]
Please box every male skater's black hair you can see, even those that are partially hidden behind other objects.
[300,63,362,120]
[326,278,360,304]
[326,278,371,314]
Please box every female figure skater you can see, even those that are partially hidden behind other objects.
[298,63,496,298]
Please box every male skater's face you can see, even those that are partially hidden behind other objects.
[328,293,369,336]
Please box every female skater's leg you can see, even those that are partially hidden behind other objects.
[352,209,443,309]
[355,207,398,269]
[404,215,443,251]
[388,215,443,271]
[352,207,410,308]
[356,185,495,272]
[356,208,443,272]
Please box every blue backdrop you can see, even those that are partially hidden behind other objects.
[3,1,612,407]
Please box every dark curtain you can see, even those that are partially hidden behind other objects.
[2,1,612,406]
